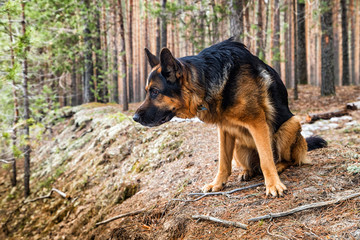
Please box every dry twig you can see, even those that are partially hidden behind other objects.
[0,159,13,164]
[192,215,248,230]
[95,209,146,226]
[248,192,360,222]
[24,188,71,203]
[173,182,263,202]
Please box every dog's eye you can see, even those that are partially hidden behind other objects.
[150,88,159,98]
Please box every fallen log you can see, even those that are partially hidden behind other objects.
[306,108,349,123]
[346,101,360,110]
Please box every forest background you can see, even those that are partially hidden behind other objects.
[0,0,360,196]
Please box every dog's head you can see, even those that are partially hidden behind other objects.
[133,48,191,127]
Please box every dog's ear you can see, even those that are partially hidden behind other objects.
[145,48,159,68]
[160,48,182,83]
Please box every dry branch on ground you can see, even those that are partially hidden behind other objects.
[24,188,71,203]
[192,215,248,230]
[248,192,360,222]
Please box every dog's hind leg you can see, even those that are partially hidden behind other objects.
[202,127,235,192]
[233,144,259,181]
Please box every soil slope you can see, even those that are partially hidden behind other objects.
[1,85,360,240]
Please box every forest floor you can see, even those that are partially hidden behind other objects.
[1,85,360,240]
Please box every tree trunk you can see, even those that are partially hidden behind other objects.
[321,1,336,96]
[210,0,219,44]
[341,0,350,85]
[83,0,95,103]
[94,5,107,102]
[156,17,161,56]
[272,0,281,73]
[349,0,355,84]
[21,2,31,198]
[296,0,307,84]
[256,0,264,59]
[293,0,298,100]
[284,1,292,88]
[118,0,128,110]
[333,0,340,86]
[71,58,77,106]
[112,0,119,103]
[161,0,167,48]
[102,3,110,102]
[144,0,149,93]
[7,12,19,187]
[128,0,134,102]
[230,0,244,42]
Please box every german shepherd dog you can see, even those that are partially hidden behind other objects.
[133,38,326,197]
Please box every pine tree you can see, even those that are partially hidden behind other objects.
[321,1,336,96]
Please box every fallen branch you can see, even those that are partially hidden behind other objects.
[0,159,13,164]
[95,209,146,226]
[248,192,360,222]
[173,182,263,202]
[24,188,71,203]
[192,215,248,230]
[306,108,349,123]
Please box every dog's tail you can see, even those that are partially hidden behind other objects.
[306,136,327,151]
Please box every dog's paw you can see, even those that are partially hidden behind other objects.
[202,182,223,193]
[265,180,287,197]
[239,169,253,181]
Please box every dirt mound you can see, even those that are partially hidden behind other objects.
[1,85,360,239]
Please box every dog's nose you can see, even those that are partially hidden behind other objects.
[133,113,140,123]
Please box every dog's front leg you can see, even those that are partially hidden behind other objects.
[247,118,287,197]
[202,127,235,192]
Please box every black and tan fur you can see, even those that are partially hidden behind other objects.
[133,38,326,197]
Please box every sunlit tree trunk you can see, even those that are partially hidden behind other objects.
[118,0,128,110]
[112,0,119,103]
[127,0,134,102]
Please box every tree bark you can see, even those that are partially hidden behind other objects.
[272,0,281,73]
[230,0,244,42]
[284,1,292,88]
[293,0,298,99]
[21,1,31,198]
[161,0,167,48]
[83,0,95,103]
[71,58,77,106]
[333,0,340,86]
[210,0,219,44]
[143,0,149,97]
[349,0,355,84]
[296,0,307,84]
[7,12,19,187]
[118,0,128,110]
[128,0,134,102]
[321,1,336,96]
[341,0,350,85]
[94,4,107,102]
[256,0,264,58]
[112,0,119,103]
